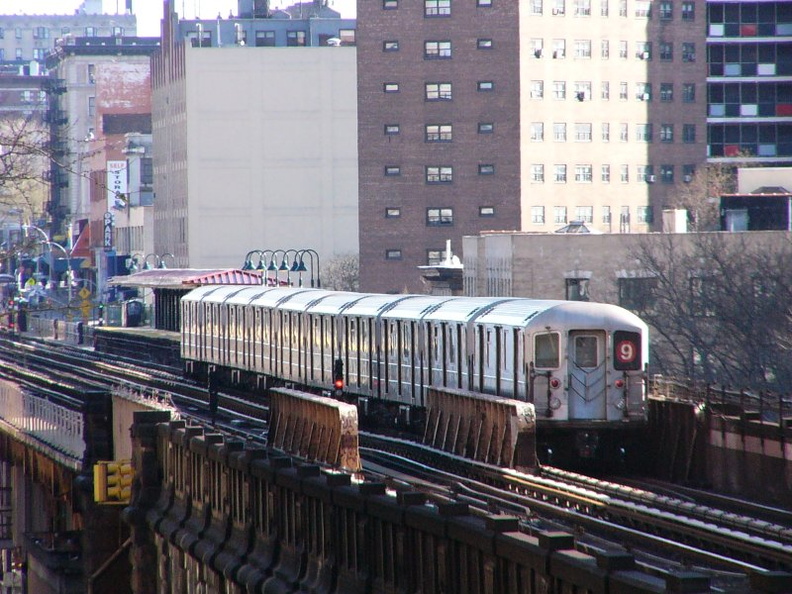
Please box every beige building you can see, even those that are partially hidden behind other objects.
[152,14,359,269]
[462,228,789,304]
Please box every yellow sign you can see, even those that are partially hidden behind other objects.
[78,287,91,300]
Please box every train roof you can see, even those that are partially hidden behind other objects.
[181,287,647,332]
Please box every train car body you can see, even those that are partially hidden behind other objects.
[181,286,649,466]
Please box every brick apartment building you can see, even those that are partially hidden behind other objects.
[357,0,708,293]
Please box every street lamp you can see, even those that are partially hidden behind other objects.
[295,249,321,288]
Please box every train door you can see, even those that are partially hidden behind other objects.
[567,330,607,419]
[386,320,399,398]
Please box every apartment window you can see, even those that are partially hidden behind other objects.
[619,277,657,310]
[88,96,96,118]
[636,124,653,142]
[15,48,23,60]
[113,26,125,36]
[383,0,398,8]
[531,80,544,99]
[384,40,399,51]
[553,123,567,141]
[567,279,590,301]
[531,164,545,182]
[619,40,628,58]
[87,64,96,84]
[531,38,544,58]
[681,1,694,20]
[575,123,592,141]
[32,48,45,60]
[427,250,444,265]
[426,166,453,183]
[602,205,611,222]
[554,164,567,183]
[601,165,611,183]
[140,158,154,185]
[554,206,568,224]
[600,0,608,16]
[576,206,594,222]
[553,0,566,15]
[15,27,22,39]
[683,165,695,182]
[553,39,566,59]
[634,0,651,18]
[574,39,591,58]
[574,81,591,101]
[659,1,672,19]
[574,0,591,15]
[660,83,673,101]
[637,205,654,223]
[425,40,451,58]
[477,0,493,5]
[531,122,544,141]
[682,43,695,62]
[256,31,276,46]
[618,0,627,16]
[384,83,400,93]
[386,207,401,218]
[287,31,306,46]
[601,39,609,59]
[575,165,593,182]
[601,123,610,141]
[0,28,4,39]
[478,164,495,175]
[425,82,452,100]
[477,81,494,91]
[619,82,628,100]
[601,81,610,100]
[427,207,454,226]
[553,81,566,99]
[425,0,451,17]
[426,124,453,141]
[683,124,696,143]
[385,250,402,260]
[531,0,543,15]
[660,124,674,142]
[478,122,494,133]
[620,206,631,228]
[682,83,695,102]
[33,27,49,39]
[385,124,400,135]
[0,49,5,60]
[477,38,493,49]
[531,206,546,224]
[659,42,672,61]
[660,165,674,184]
[620,164,629,182]
[385,166,401,176]
[480,206,496,217]
[636,42,652,60]
[636,82,652,101]
[637,165,654,182]
[620,123,628,141]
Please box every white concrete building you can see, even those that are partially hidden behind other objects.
[152,6,359,269]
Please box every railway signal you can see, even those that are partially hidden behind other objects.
[93,460,133,503]
[333,358,344,397]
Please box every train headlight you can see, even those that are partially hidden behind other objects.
[549,377,561,389]
[614,378,625,389]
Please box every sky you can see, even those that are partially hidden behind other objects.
[3,0,356,37]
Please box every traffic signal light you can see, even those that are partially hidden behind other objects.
[333,358,344,396]
[93,460,133,503]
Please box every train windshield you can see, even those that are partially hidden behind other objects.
[534,332,559,368]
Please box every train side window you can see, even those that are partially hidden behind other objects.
[534,332,560,368]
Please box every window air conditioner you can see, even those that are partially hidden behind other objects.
[647,175,656,183]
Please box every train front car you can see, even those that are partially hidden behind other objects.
[527,301,649,470]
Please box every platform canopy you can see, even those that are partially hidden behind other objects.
[107,268,263,289]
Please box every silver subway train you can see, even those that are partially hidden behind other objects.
[181,286,649,466]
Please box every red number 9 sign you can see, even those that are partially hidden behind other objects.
[613,331,641,370]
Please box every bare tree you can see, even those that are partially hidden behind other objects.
[322,253,359,292]
[630,233,792,391]
[0,113,51,223]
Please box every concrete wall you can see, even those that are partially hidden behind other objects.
[155,45,358,269]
